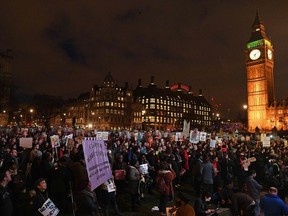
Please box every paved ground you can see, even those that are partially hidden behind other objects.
[116,182,196,216]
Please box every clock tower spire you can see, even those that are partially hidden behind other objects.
[246,11,274,132]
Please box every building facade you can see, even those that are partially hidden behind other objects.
[134,77,212,131]
[65,74,212,131]
[0,49,13,126]
[66,73,134,130]
[246,12,288,132]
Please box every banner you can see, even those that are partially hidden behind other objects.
[82,139,112,190]
[20,137,33,148]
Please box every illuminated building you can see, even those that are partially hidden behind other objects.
[66,73,133,130]
[66,74,212,131]
[133,76,212,131]
[246,12,288,132]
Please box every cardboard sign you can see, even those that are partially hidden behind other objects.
[20,137,33,148]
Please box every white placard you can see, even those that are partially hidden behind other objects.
[139,163,149,175]
[38,198,59,216]
[190,129,200,144]
[20,137,33,148]
[262,137,271,147]
[199,132,207,142]
[210,139,216,148]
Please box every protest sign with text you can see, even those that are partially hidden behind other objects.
[82,138,113,190]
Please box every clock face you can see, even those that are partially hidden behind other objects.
[249,49,261,60]
[267,49,273,60]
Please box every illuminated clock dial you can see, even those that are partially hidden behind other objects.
[267,49,273,60]
[249,49,261,60]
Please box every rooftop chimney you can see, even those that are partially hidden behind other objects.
[199,89,203,96]
[165,80,170,89]
[188,86,193,95]
[150,76,155,85]
[138,79,142,87]
[177,83,182,91]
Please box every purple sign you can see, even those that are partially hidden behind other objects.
[83,138,112,190]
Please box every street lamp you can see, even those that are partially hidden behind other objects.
[242,104,248,132]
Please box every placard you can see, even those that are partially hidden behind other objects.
[38,198,59,216]
[262,136,271,147]
[20,137,33,148]
[50,135,60,148]
[210,139,216,148]
[190,129,200,144]
[139,163,148,175]
[82,139,113,190]
[199,132,207,142]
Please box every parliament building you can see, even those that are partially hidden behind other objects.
[246,12,288,132]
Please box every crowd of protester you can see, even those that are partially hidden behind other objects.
[1,127,288,216]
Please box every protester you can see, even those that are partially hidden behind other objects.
[156,160,176,216]
[99,177,123,216]
[246,170,263,216]
[76,180,100,216]
[127,159,141,211]
[169,192,195,216]
[0,168,13,216]
[32,177,58,216]
[260,187,288,216]
[231,192,255,216]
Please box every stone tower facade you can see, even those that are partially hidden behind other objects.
[246,12,274,132]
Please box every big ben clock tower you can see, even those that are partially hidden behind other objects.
[246,11,274,132]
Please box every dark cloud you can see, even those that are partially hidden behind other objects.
[0,1,288,118]
[115,9,143,22]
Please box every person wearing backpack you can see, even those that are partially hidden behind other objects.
[156,160,176,216]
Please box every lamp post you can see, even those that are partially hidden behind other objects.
[30,109,34,125]
[243,104,248,132]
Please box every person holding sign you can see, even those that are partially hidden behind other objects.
[32,178,59,216]
[99,178,123,216]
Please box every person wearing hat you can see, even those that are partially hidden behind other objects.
[169,192,195,216]
[32,178,58,216]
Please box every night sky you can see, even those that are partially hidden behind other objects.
[1,1,288,118]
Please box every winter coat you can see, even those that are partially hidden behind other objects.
[260,193,288,216]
